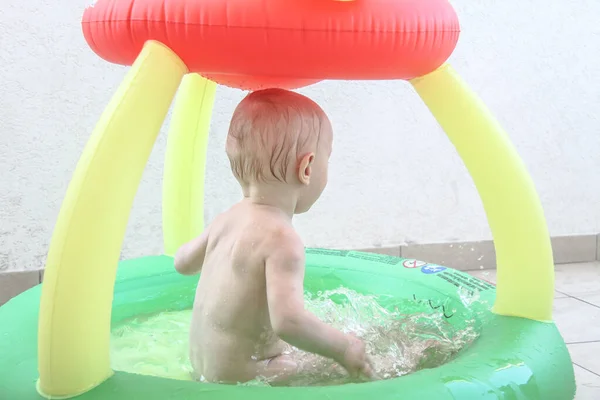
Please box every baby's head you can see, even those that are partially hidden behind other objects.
[226,88,332,214]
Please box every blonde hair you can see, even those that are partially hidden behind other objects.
[226,88,329,184]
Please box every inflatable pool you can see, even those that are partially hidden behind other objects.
[1,251,575,399]
[0,0,576,398]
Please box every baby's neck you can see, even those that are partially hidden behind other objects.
[242,183,298,219]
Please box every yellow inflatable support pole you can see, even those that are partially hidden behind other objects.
[162,73,217,256]
[410,64,554,322]
[38,41,187,398]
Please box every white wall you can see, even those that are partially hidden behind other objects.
[1,1,599,271]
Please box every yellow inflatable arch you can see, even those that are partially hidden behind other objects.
[37,41,554,397]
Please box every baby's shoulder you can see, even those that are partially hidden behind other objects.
[260,217,299,241]
[258,221,304,261]
[216,204,304,257]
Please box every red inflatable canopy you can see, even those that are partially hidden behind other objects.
[82,0,459,90]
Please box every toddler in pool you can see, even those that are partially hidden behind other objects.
[174,88,374,385]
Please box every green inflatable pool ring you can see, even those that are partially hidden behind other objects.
[0,250,575,399]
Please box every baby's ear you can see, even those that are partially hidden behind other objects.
[297,153,315,185]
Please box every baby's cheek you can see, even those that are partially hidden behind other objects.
[322,174,329,190]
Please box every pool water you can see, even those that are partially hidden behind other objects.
[110,288,483,385]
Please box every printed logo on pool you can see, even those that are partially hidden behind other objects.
[420,265,447,274]
[402,259,428,269]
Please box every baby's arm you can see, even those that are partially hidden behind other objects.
[174,228,210,275]
[265,228,373,379]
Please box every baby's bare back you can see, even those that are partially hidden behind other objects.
[189,203,290,383]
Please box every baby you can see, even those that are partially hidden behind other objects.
[174,88,374,385]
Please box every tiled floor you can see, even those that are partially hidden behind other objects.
[470,262,600,400]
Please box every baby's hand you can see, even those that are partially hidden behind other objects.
[339,335,376,382]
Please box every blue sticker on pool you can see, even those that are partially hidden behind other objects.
[421,265,447,274]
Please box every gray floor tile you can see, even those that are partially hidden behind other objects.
[574,364,600,400]
[576,293,600,308]
[555,262,600,297]
[569,342,600,375]
[554,298,600,344]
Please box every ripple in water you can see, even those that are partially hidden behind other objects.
[110,288,482,385]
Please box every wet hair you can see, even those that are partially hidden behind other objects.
[226,88,330,184]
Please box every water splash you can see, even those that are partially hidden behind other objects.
[110,288,482,385]
[298,288,481,382]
